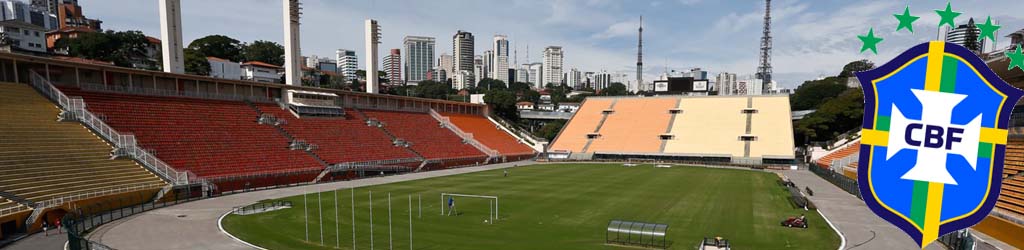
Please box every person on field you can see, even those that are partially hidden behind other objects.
[42,220,49,236]
[447,196,457,216]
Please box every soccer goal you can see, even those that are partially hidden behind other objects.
[440,193,499,224]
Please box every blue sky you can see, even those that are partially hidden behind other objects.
[85,0,1023,89]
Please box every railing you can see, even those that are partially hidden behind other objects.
[351,103,429,113]
[830,153,859,172]
[78,82,273,103]
[429,109,499,157]
[29,72,200,187]
[34,183,167,210]
[328,158,424,172]
[232,201,293,215]
[809,163,862,199]
[488,114,547,146]
[0,204,31,217]
[937,229,975,250]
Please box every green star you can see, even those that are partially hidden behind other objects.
[1007,44,1024,71]
[976,16,1001,42]
[893,6,920,33]
[858,28,884,54]
[934,2,961,29]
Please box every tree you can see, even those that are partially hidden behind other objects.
[600,82,629,96]
[534,120,567,141]
[508,81,532,94]
[415,80,453,100]
[348,79,363,92]
[794,88,864,144]
[838,59,875,78]
[790,77,848,110]
[55,30,151,68]
[476,78,508,91]
[183,48,210,75]
[241,40,284,65]
[484,90,519,121]
[187,35,243,62]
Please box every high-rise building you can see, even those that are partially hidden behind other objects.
[481,50,494,80]
[516,65,529,85]
[492,35,510,85]
[527,63,543,88]
[54,0,99,30]
[1,0,59,30]
[453,30,474,83]
[473,55,483,86]
[453,70,472,90]
[542,46,564,88]
[383,48,402,85]
[594,71,612,91]
[336,49,358,81]
[715,72,737,95]
[403,36,435,85]
[566,68,583,89]
[943,18,984,54]
[437,53,453,80]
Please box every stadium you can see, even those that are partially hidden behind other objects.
[1,1,1024,250]
[0,48,1021,250]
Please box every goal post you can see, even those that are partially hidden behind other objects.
[440,193,499,222]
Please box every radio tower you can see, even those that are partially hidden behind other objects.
[756,0,773,94]
[636,16,644,92]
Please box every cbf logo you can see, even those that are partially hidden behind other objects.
[856,41,1023,247]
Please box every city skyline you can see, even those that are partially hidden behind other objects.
[87,0,1024,89]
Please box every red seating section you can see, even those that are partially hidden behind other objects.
[444,113,535,160]
[815,142,861,168]
[362,110,486,160]
[59,88,323,179]
[256,104,418,164]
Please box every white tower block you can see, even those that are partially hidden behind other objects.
[283,0,302,103]
[159,0,184,74]
[365,19,381,94]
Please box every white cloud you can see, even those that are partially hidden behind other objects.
[591,20,641,39]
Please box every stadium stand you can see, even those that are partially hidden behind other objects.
[548,98,614,153]
[56,88,325,179]
[254,104,419,164]
[550,95,795,165]
[443,113,536,160]
[814,142,861,169]
[0,83,167,204]
[361,110,487,161]
[663,97,748,158]
[586,97,677,153]
[1005,138,1024,179]
[1000,177,1024,216]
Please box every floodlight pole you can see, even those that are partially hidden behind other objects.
[351,188,356,250]
[319,187,324,245]
[408,194,413,250]
[388,193,393,250]
[304,192,309,242]
[335,189,340,248]
[369,191,374,250]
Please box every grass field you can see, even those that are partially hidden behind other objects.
[222,164,840,249]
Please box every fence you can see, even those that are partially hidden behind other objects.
[232,201,293,215]
[34,183,167,210]
[937,229,976,250]
[63,186,205,250]
[29,72,200,187]
[809,163,862,199]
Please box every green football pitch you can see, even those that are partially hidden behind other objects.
[221,163,840,249]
